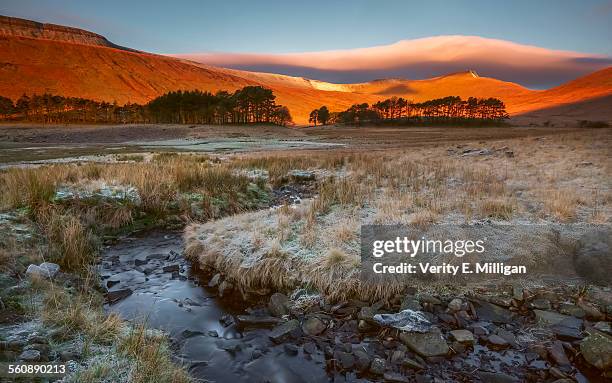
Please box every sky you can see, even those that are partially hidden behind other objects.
[2,0,611,55]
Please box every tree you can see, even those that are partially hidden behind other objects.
[309,109,319,126]
[0,96,15,119]
[317,106,330,125]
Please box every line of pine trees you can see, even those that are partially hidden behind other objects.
[0,86,292,126]
[309,96,509,126]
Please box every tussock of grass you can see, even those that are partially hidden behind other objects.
[43,210,97,273]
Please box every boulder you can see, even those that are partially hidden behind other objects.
[268,319,300,343]
[268,293,289,317]
[26,262,60,279]
[302,317,326,336]
[580,330,612,370]
[471,299,514,324]
[399,328,449,357]
[106,288,132,303]
[19,349,41,362]
[449,329,475,345]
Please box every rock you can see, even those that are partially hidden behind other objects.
[512,286,524,301]
[580,330,612,370]
[302,317,326,336]
[548,341,570,366]
[289,170,316,182]
[369,357,386,375]
[447,298,463,312]
[236,315,282,327]
[593,321,611,335]
[207,330,219,337]
[268,319,300,343]
[529,299,551,310]
[573,228,612,285]
[403,357,424,370]
[181,329,204,338]
[218,281,233,297]
[449,330,474,345]
[358,306,377,323]
[60,351,79,361]
[476,371,518,383]
[26,263,59,279]
[374,309,431,332]
[284,344,299,356]
[495,328,518,348]
[334,351,354,370]
[106,288,132,303]
[162,264,179,273]
[106,279,120,288]
[399,328,449,357]
[551,325,584,341]
[486,334,509,350]
[19,349,41,362]
[303,342,316,354]
[577,301,604,320]
[208,273,221,287]
[353,349,371,371]
[401,296,422,311]
[383,372,410,383]
[134,258,148,266]
[268,293,289,317]
[558,303,586,318]
[534,310,582,328]
[419,294,441,305]
[471,299,514,324]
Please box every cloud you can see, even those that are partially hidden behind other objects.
[170,35,612,89]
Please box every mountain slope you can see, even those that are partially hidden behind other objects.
[1,16,610,125]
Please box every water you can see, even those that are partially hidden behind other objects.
[99,231,329,383]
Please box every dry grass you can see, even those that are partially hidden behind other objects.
[43,210,97,273]
[544,190,581,222]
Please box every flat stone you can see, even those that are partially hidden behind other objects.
[548,341,570,366]
[399,328,449,357]
[303,342,316,354]
[471,299,514,324]
[19,349,41,362]
[449,329,474,345]
[268,293,289,317]
[268,319,300,343]
[106,288,132,303]
[162,264,179,273]
[477,371,518,383]
[383,372,410,383]
[403,357,424,370]
[577,301,604,320]
[529,299,551,310]
[551,325,584,341]
[593,321,611,335]
[419,294,441,305]
[580,330,612,370]
[334,350,354,369]
[236,315,282,327]
[353,349,371,371]
[487,334,509,350]
[534,310,582,329]
[558,303,586,318]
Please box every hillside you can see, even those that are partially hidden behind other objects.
[1,15,610,125]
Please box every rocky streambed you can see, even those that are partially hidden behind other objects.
[100,230,612,383]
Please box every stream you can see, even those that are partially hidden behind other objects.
[99,231,330,383]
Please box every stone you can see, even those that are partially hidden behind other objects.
[495,328,518,348]
[358,306,377,323]
[476,371,518,383]
[268,293,289,317]
[236,315,281,327]
[419,294,441,305]
[39,262,60,278]
[512,286,524,301]
[26,263,60,279]
[551,325,584,341]
[548,341,570,366]
[334,351,354,369]
[162,264,179,273]
[208,273,221,287]
[284,344,299,356]
[369,357,386,375]
[593,321,611,335]
[383,372,410,383]
[534,310,582,329]
[486,335,509,350]
[106,288,132,303]
[60,351,79,361]
[403,357,424,370]
[289,170,316,182]
[558,303,585,318]
[218,281,233,297]
[303,342,316,354]
[134,258,148,266]
[399,328,449,357]
[268,319,300,343]
[353,348,371,371]
[401,296,422,311]
[390,350,405,364]
[449,329,474,345]
[573,228,612,285]
[580,330,612,370]
[19,349,41,362]
[577,301,604,320]
[447,298,463,312]
[529,299,551,310]
[471,299,514,324]
[302,317,327,336]
[106,279,120,288]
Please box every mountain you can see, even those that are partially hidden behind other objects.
[0,15,610,125]
[174,35,612,89]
